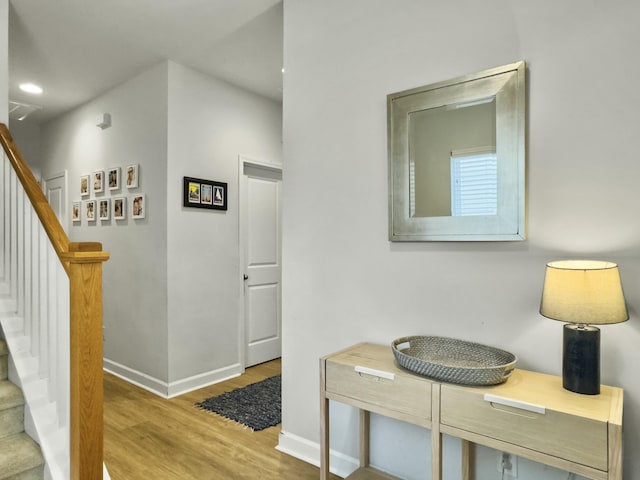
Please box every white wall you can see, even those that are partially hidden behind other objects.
[0,0,7,124]
[281,1,640,479]
[40,62,171,385]
[37,60,283,396]
[8,121,41,170]
[166,62,282,390]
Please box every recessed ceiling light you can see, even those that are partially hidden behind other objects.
[19,83,43,95]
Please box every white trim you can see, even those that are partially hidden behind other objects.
[276,430,359,479]
[167,364,242,398]
[103,359,168,396]
[42,170,68,233]
[103,358,242,399]
[237,154,283,371]
[238,155,248,373]
[239,154,282,172]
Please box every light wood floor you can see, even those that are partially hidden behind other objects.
[104,359,340,480]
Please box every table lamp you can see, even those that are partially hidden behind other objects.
[539,260,628,395]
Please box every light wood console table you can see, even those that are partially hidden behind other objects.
[320,343,623,480]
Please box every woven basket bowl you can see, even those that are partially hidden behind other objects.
[392,336,517,386]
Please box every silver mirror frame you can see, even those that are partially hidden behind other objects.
[388,61,526,241]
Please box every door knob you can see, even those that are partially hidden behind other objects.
[243,274,249,281]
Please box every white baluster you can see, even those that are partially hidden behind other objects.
[17,183,25,320]
[47,242,57,400]
[1,155,8,285]
[57,267,70,428]
[23,200,32,338]
[10,170,17,303]
[38,225,48,382]
[30,211,40,357]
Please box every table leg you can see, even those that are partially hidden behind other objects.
[360,410,370,468]
[461,440,473,480]
[320,359,329,480]
[431,384,442,480]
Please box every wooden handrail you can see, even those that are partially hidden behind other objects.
[1,123,109,480]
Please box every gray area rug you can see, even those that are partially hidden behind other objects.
[196,375,281,431]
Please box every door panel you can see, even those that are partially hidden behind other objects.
[247,283,278,346]
[242,161,282,367]
[248,179,278,265]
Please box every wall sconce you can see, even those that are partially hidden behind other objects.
[540,260,628,394]
[96,113,111,129]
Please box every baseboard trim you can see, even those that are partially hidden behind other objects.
[276,430,358,478]
[103,358,243,399]
[104,359,169,397]
[167,363,242,398]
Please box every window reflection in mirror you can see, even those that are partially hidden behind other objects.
[409,98,496,218]
[450,147,497,216]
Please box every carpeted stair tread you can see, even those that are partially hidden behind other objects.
[0,380,25,441]
[0,433,44,480]
[0,381,23,411]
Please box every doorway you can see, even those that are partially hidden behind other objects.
[239,156,282,368]
[44,171,67,231]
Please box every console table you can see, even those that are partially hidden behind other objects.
[320,343,623,480]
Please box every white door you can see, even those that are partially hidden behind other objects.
[44,171,67,231]
[240,157,282,367]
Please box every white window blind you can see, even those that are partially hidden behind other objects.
[450,149,497,216]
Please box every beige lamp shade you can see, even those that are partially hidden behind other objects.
[540,260,628,325]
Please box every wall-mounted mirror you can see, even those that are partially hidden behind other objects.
[388,61,526,241]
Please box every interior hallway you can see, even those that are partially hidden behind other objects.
[104,359,339,480]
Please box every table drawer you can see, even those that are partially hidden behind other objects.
[326,361,431,420]
[440,385,608,470]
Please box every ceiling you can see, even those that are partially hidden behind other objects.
[8,0,283,125]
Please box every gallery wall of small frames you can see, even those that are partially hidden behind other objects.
[72,164,145,224]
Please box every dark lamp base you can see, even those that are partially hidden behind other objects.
[563,324,600,395]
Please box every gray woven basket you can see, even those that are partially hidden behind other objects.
[392,336,517,386]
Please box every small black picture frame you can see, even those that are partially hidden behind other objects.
[183,176,227,211]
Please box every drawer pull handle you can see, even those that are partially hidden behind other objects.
[354,365,395,381]
[484,394,546,415]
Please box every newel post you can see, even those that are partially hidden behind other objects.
[62,243,110,480]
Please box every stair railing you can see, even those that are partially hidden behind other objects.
[0,123,108,480]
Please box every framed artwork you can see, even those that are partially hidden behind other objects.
[113,197,126,220]
[126,164,139,189]
[201,184,213,205]
[72,202,81,223]
[132,194,145,219]
[99,199,111,220]
[80,175,90,197]
[108,167,121,190]
[93,171,104,194]
[183,176,227,211]
[85,200,96,222]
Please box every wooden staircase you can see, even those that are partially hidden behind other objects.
[0,123,110,479]
[0,338,44,479]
